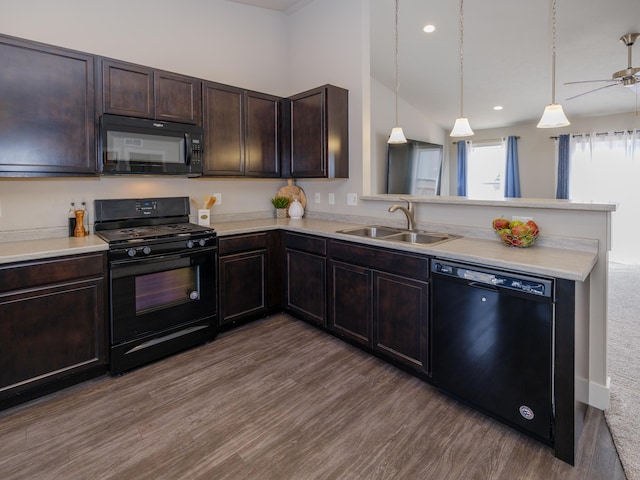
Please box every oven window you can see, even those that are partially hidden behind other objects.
[135,266,199,314]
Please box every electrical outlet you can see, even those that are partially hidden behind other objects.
[347,193,358,206]
[328,193,335,205]
[315,192,321,203]
[212,193,222,205]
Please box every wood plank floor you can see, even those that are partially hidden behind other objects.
[0,314,626,480]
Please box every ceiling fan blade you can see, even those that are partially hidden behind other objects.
[565,83,619,101]
[564,79,618,85]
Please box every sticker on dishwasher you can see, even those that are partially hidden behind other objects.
[519,405,535,421]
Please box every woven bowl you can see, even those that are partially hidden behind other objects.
[494,229,538,248]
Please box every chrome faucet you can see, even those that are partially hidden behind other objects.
[388,199,416,230]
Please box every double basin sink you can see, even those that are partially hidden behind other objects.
[336,225,460,246]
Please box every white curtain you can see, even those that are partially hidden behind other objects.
[570,130,640,263]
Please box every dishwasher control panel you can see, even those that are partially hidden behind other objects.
[432,259,553,298]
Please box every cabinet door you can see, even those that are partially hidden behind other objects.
[329,260,372,347]
[244,91,280,177]
[285,84,349,178]
[373,271,429,372]
[202,82,245,175]
[219,251,267,327]
[102,59,154,119]
[155,71,202,125]
[0,35,96,176]
[0,279,105,388]
[286,249,326,327]
[289,88,325,177]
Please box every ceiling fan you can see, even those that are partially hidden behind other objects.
[565,33,640,100]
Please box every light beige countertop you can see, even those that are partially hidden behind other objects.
[0,235,108,265]
[0,218,597,281]
[213,218,597,282]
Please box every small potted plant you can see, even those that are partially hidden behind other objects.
[271,196,290,219]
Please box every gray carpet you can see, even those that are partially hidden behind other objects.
[606,261,640,480]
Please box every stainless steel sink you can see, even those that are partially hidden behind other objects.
[337,225,459,246]
[385,231,460,246]
[336,225,401,238]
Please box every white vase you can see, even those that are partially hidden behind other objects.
[288,198,304,219]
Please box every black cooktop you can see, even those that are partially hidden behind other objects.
[94,197,216,245]
[96,223,215,244]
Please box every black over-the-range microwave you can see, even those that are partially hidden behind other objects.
[99,114,204,177]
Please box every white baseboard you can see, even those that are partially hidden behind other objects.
[589,377,611,410]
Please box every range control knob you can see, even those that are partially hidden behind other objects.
[143,246,152,255]
[187,240,195,248]
[127,248,136,257]
[199,238,207,247]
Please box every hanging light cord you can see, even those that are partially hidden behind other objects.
[394,0,400,126]
[551,0,557,104]
[458,0,465,118]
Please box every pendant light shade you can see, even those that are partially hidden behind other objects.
[537,103,570,128]
[388,0,407,144]
[450,117,474,137]
[450,0,474,137]
[389,127,408,144]
[537,0,570,128]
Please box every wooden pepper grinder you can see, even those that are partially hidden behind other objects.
[74,209,86,237]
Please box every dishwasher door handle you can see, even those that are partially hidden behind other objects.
[468,281,499,292]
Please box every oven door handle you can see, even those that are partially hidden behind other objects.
[110,249,214,279]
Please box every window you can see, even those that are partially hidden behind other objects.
[467,140,506,200]
[569,131,640,263]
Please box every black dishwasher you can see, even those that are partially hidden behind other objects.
[431,259,554,442]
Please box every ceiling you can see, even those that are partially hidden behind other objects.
[229,0,640,131]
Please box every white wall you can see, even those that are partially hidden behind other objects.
[370,77,447,195]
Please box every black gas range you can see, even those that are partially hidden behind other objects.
[95,197,216,260]
[94,197,218,374]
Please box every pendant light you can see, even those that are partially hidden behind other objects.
[537,0,570,128]
[388,0,407,144]
[450,0,474,137]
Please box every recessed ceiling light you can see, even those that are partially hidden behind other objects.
[423,24,435,33]
[493,105,504,111]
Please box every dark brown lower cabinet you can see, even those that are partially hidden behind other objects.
[328,240,430,373]
[329,260,372,347]
[373,271,429,372]
[218,232,280,329]
[283,233,327,327]
[0,253,108,409]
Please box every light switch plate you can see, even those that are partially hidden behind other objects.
[212,193,222,205]
[328,193,335,205]
[347,193,358,206]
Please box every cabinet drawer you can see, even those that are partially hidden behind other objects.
[283,232,326,256]
[329,240,429,281]
[0,253,105,293]
[219,233,267,255]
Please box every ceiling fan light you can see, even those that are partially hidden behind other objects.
[450,117,474,137]
[537,103,571,128]
[388,126,408,144]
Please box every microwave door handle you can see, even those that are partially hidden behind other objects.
[185,132,192,165]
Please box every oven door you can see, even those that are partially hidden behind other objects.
[109,247,216,372]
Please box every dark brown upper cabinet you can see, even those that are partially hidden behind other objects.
[101,59,202,125]
[202,81,280,177]
[0,34,97,176]
[282,84,349,178]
